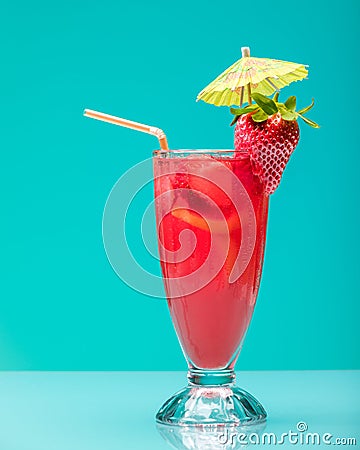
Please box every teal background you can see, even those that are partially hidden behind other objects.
[0,0,359,370]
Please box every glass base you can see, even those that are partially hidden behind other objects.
[156,370,267,427]
[157,422,267,450]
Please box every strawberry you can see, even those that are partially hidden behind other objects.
[235,112,300,194]
[231,93,319,195]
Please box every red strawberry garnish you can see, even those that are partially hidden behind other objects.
[231,93,319,195]
[235,112,299,194]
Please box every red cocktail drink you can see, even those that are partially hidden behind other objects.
[154,150,269,425]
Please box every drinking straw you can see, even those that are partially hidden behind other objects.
[84,109,169,150]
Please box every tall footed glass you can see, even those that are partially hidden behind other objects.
[153,150,269,426]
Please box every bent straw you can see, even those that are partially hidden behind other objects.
[84,109,169,150]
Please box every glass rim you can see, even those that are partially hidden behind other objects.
[153,149,236,156]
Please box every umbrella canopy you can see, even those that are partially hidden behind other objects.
[197,47,308,107]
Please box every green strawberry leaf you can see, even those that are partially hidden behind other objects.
[278,105,297,121]
[230,104,258,115]
[251,109,268,122]
[298,98,315,115]
[252,93,278,115]
[297,113,320,128]
[284,96,296,112]
[273,92,280,102]
[230,115,240,126]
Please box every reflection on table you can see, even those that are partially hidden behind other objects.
[157,422,267,449]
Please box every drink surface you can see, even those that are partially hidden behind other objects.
[153,152,268,369]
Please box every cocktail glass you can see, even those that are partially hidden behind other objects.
[153,149,269,426]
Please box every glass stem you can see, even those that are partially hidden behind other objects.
[187,368,235,386]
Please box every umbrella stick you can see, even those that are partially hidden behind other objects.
[247,84,252,105]
[239,88,244,107]
[241,46,250,57]
[241,47,252,105]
